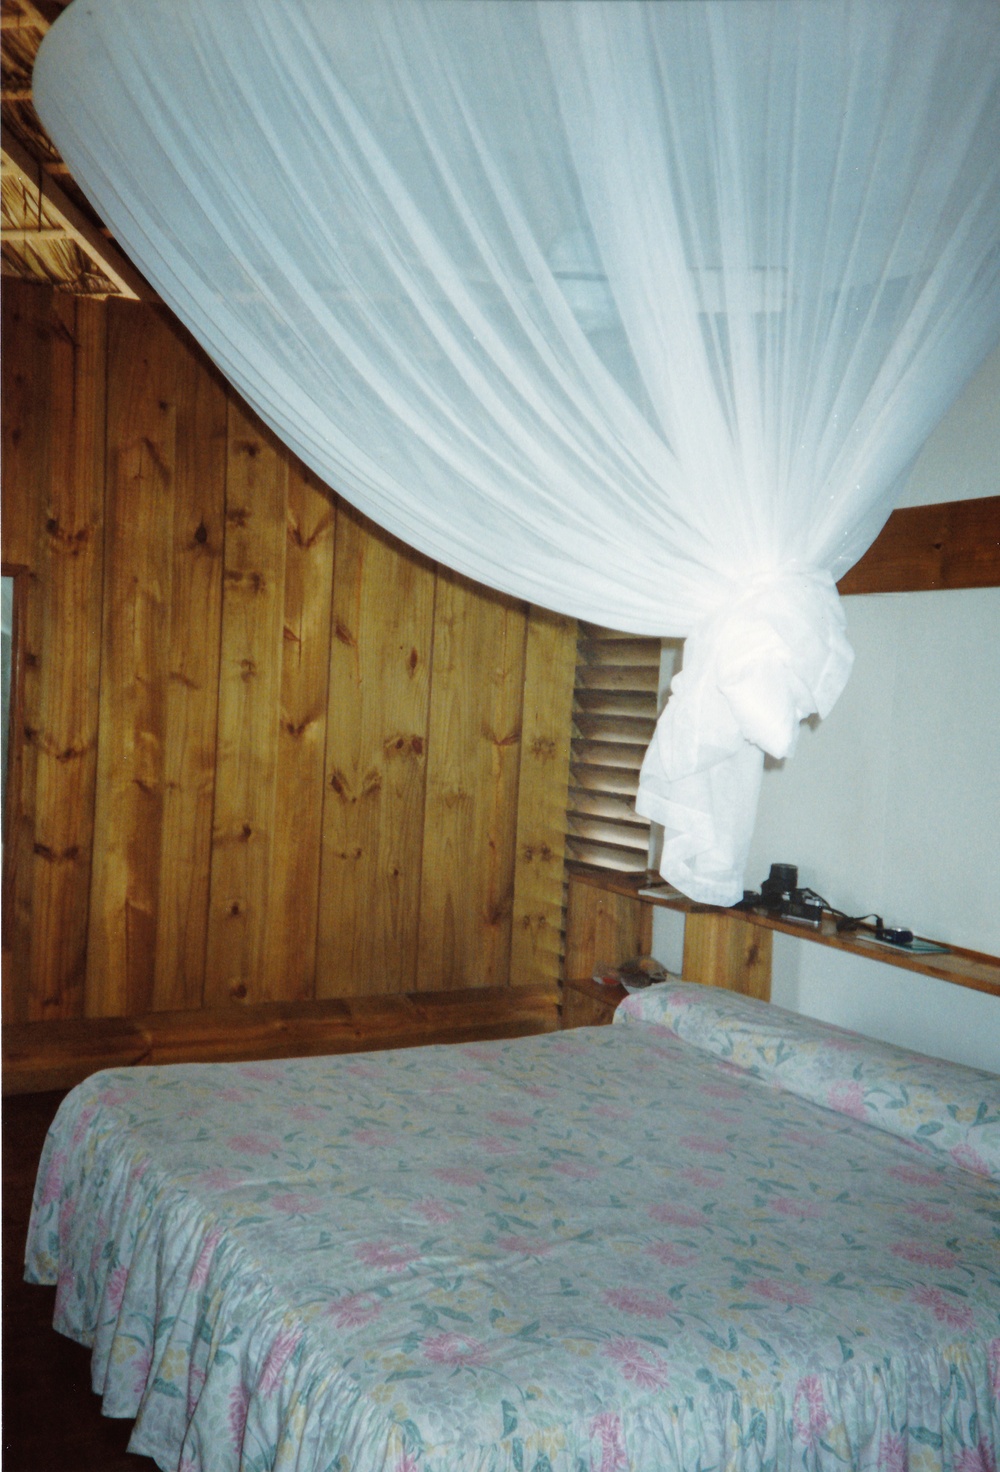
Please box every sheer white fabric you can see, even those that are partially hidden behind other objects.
[35,0,1000,902]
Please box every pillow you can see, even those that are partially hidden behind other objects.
[614,981,1000,1180]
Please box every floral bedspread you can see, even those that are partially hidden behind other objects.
[26,997,1000,1472]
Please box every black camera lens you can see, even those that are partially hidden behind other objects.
[762,863,798,895]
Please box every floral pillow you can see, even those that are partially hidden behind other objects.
[615,981,1000,1180]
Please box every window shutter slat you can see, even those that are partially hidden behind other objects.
[569,764,640,798]
[565,626,661,875]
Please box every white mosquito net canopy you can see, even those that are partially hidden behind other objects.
[34,0,1000,904]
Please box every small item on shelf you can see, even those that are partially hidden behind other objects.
[746,862,825,927]
[637,883,685,902]
[860,933,951,955]
[592,956,669,991]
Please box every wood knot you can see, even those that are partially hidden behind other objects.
[194,521,208,545]
[140,436,171,483]
[56,744,87,764]
[485,726,520,749]
[383,733,424,760]
[32,842,80,863]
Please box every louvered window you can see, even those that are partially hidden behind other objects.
[565,623,661,872]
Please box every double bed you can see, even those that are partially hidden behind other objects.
[26,982,1000,1471]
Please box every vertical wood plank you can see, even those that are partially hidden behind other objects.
[151,325,227,1010]
[1,284,51,1020]
[27,294,106,1020]
[416,571,527,991]
[509,607,577,989]
[203,399,287,1005]
[0,281,46,571]
[1,570,30,1016]
[317,505,435,996]
[87,302,177,1017]
[681,911,772,1000]
[259,458,335,1001]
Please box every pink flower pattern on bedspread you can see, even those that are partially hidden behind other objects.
[24,988,1000,1472]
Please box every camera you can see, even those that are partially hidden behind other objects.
[748,863,824,928]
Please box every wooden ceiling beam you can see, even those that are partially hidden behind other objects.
[0,129,153,299]
[0,225,65,242]
[1,0,51,31]
[838,495,1000,595]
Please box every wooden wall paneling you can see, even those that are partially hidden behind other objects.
[203,400,288,1005]
[1,283,50,1019]
[25,294,106,1020]
[259,457,335,1001]
[509,606,577,988]
[150,322,228,1011]
[87,303,180,1017]
[416,571,528,991]
[317,505,435,996]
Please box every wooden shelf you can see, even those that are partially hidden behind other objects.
[638,885,1000,999]
[564,864,1000,1015]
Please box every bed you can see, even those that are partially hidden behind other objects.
[26,982,1000,1472]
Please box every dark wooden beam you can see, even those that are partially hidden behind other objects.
[838,495,1000,596]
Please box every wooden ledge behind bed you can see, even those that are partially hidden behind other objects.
[1,984,561,1096]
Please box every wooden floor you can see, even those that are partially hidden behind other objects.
[2,1089,156,1469]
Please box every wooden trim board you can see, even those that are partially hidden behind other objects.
[838,496,1000,595]
[2,985,561,1095]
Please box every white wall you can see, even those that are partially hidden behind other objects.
[652,344,1000,1073]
